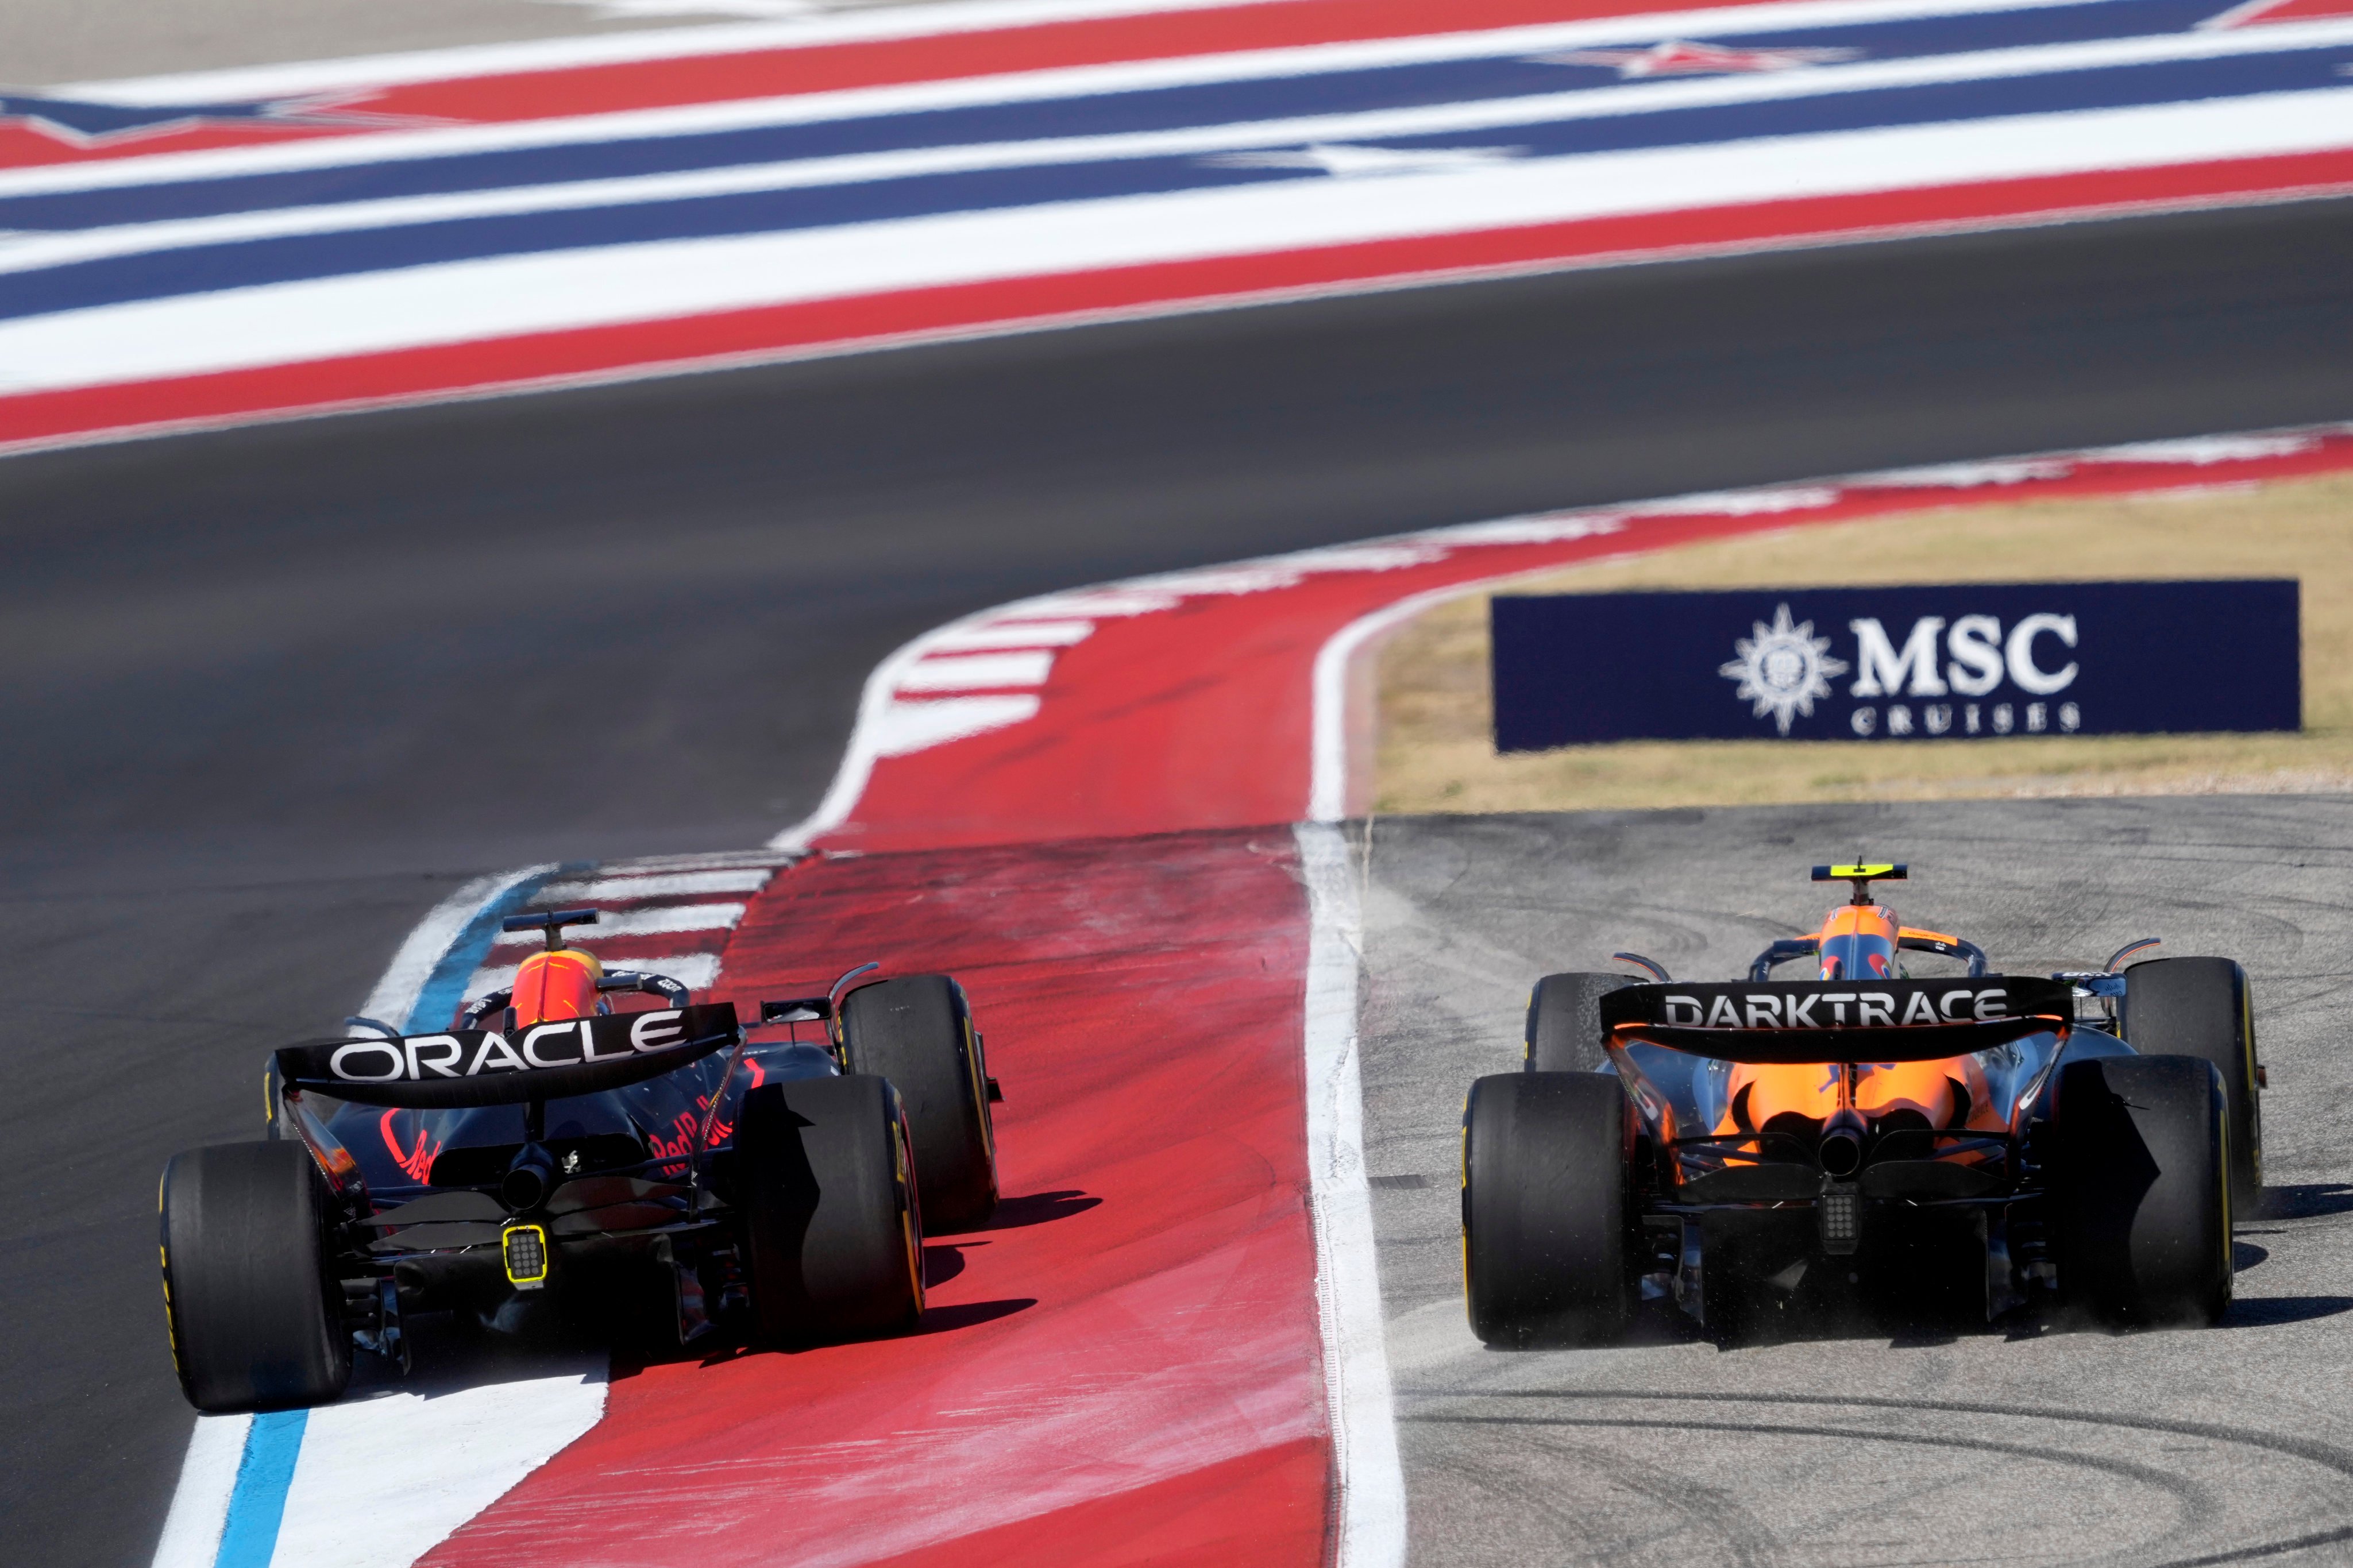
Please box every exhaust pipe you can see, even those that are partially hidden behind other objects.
[502,1144,557,1213]
[1818,1111,1867,1180]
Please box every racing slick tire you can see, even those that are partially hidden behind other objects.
[2120,956,2262,1214]
[1464,1071,1633,1346]
[736,1075,924,1343]
[159,1141,353,1414]
[2052,1056,2232,1328]
[839,975,997,1231]
[1525,972,1637,1073]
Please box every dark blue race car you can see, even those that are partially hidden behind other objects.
[158,910,1001,1413]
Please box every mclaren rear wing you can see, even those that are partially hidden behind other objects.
[1598,977,2076,1063]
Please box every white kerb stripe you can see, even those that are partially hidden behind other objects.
[898,651,1057,691]
[488,901,745,945]
[930,620,1097,651]
[533,868,773,902]
[148,1414,250,1568]
[874,696,1042,755]
[468,950,725,998]
[1294,821,1406,1568]
[765,609,986,851]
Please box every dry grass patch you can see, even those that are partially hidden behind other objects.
[1375,474,2353,814]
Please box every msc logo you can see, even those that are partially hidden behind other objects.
[1718,603,1849,736]
[1723,605,2084,738]
[1848,612,2078,699]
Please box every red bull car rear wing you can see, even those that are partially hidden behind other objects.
[273,1002,742,1109]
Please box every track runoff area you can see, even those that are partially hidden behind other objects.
[4,0,2353,454]
[150,422,2353,1568]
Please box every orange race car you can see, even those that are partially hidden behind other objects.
[1463,863,2264,1343]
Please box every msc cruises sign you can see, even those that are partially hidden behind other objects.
[1491,581,2298,750]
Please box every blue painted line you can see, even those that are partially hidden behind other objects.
[0,0,2251,233]
[3,45,2346,324]
[402,864,575,1033]
[213,1411,306,1568]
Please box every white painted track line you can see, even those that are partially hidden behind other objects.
[149,1414,250,1568]
[1297,821,1409,1568]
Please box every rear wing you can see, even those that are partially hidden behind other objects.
[1598,978,2074,1063]
[275,1002,740,1108]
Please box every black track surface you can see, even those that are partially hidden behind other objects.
[2,195,2349,1567]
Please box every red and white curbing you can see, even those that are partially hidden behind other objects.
[468,858,785,996]
[788,422,2353,856]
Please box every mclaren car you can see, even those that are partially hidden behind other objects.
[1464,863,2261,1342]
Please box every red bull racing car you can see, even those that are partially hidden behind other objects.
[1464,863,2262,1343]
[158,910,1001,1413]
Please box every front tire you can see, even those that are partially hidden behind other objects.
[2052,1056,2232,1327]
[839,976,997,1230]
[160,1142,352,1414]
[736,1076,924,1343]
[2120,956,2261,1214]
[1524,972,1635,1073]
[1463,1072,1633,1346]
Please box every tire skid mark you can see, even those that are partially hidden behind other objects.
[2155,1522,2353,1567]
[1398,1388,2353,1567]
[1396,1389,2353,1481]
[1410,1411,2213,1566]
[1546,1438,1786,1568]
[1418,1434,1789,1568]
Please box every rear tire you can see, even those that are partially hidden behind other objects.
[159,1142,352,1414]
[1463,1072,1633,1346]
[839,976,997,1230]
[1525,973,1636,1073]
[736,1076,923,1342]
[2052,1056,2232,1327]
[2120,956,2261,1214]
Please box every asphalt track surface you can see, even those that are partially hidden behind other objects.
[1361,798,2353,1568]
[2,195,2351,1567]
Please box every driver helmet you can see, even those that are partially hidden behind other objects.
[512,947,603,1026]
